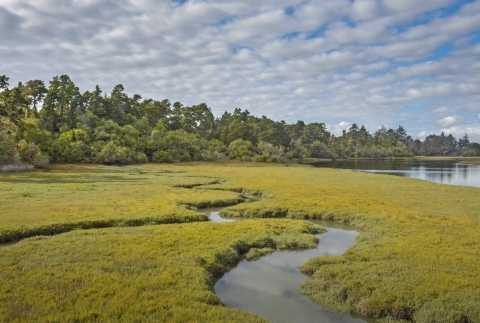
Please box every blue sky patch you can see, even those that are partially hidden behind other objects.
[280,31,301,40]
[231,44,253,53]
[424,42,454,62]
[440,0,477,16]
[469,32,480,45]
[306,26,327,40]
[284,6,295,16]
[207,16,236,27]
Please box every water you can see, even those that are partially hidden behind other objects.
[215,225,372,323]
[311,160,480,188]
[209,211,235,222]
[205,208,372,323]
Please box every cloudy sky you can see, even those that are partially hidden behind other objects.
[1,0,480,140]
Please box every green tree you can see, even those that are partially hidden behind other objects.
[202,139,227,161]
[0,81,29,125]
[0,117,20,165]
[301,122,330,144]
[40,75,81,132]
[228,139,255,160]
[24,80,47,115]
[54,129,90,163]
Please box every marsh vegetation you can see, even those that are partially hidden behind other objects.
[1,163,479,322]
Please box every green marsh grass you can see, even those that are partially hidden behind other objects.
[0,219,322,322]
[177,163,480,322]
[1,163,480,322]
[0,164,243,243]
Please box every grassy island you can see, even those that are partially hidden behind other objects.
[1,163,479,322]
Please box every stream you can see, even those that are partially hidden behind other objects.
[205,208,374,323]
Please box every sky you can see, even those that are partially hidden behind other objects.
[1,0,480,140]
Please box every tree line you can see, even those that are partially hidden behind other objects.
[1,74,479,169]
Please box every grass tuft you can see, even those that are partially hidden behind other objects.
[0,163,34,173]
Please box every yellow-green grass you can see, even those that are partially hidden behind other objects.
[0,219,323,322]
[0,164,244,243]
[2,163,480,322]
[167,163,480,322]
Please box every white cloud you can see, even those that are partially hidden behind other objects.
[433,106,449,113]
[329,121,351,136]
[1,0,480,141]
[436,116,463,127]
[442,126,480,137]
[418,131,430,138]
[350,0,379,21]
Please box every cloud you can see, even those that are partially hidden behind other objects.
[0,0,480,141]
[442,126,480,137]
[418,131,431,138]
[329,121,351,136]
[433,106,449,113]
[436,116,463,127]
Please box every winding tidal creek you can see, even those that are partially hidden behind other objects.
[207,210,374,323]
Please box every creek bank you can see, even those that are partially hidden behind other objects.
[203,208,373,323]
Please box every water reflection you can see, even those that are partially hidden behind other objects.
[215,226,374,323]
[201,207,236,222]
[208,211,235,223]
[311,160,480,188]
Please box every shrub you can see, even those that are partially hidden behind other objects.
[152,151,174,163]
[253,155,269,162]
[228,139,255,159]
[94,141,131,165]
[0,163,34,173]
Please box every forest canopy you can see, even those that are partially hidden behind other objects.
[1,74,479,169]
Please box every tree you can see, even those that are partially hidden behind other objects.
[287,120,306,142]
[107,84,130,124]
[88,85,106,119]
[346,123,360,140]
[0,75,9,90]
[0,82,29,125]
[458,134,470,150]
[301,122,330,144]
[24,80,47,114]
[228,139,255,160]
[149,129,201,163]
[395,125,409,143]
[40,75,80,132]
[53,129,90,163]
[0,117,19,165]
[202,139,227,161]
[139,99,171,127]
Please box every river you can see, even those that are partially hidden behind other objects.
[310,159,480,188]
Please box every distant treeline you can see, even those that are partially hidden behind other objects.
[1,74,479,168]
